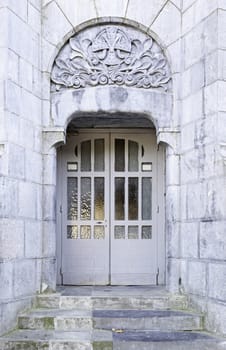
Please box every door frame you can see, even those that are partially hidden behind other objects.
[56,128,166,285]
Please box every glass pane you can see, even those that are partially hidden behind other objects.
[81,140,91,171]
[94,177,104,220]
[115,139,125,171]
[94,226,105,239]
[80,225,91,239]
[114,226,125,239]
[142,177,152,220]
[67,162,78,171]
[115,178,125,220]
[128,178,138,220]
[142,226,152,239]
[94,139,105,171]
[81,177,91,220]
[67,225,78,239]
[128,140,138,171]
[128,226,139,239]
[67,177,78,220]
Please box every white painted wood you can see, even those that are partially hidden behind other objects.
[59,130,163,285]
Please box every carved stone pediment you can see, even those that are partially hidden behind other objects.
[51,24,171,91]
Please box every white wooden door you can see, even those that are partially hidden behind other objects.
[60,131,160,285]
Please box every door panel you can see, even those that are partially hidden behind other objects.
[110,134,157,285]
[60,131,159,285]
[61,134,110,285]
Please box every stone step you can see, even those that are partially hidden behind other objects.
[0,329,112,350]
[0,329,225,350]
[18,308,203,332]
[36,293,188,311]
[93,309,203,331]
[113,330,226,350]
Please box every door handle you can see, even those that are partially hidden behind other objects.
[96,221,104,224]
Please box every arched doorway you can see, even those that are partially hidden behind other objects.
[56,113,165,285]
[44,20,176,289]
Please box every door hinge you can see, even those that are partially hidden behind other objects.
[157,205,159,213]
[156,268,159,285]
[60,205,62,213]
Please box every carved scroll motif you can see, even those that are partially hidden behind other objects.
[51,26,171,91]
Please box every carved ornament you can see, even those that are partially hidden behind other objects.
[51,25,171,91]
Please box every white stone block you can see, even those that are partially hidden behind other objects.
[218,9,226,49]
[204,81,218,115]
[167,39,181,74]
[183,23,204,69]
[5,112,20,145]
[34,127,42,153]
[167,222,180,258]
[41,38,57,73]
[43,185,56,220]
[217,112,226,142]
[167,258,180,293]
[204,11,218,55]
[43,221,56,257]
[186,182,206,220]
[166,154,180,186]
[8,49,19,83]
[18,181,36,219]
[19,58,33,92]
[0,8,9,48]
[180,123,195,152]
[43,153,56,185]
[8,143,25,179]
[165,185,180,222]
[36,183,42,220]
[13,259,37,297]
[151,1,181,47]
[126,0,166,28]
[181,89,203,125]
[25,220,42,258]
[94,0,127,18]
[182,0,196,12]
[181,222,198,258]
[32,67,41,97]
[205,50,218,85]
[7,0,28,21]
[29,0,41,10]
[42,1,72,46]
[0,177,18,217]
[41,257,56,291]
[0,261,13,300]
[200,221,226,260]
[180,149,199,183]
[188,261,207,296]
[20,89,41,124]
[218,81,226,111]
[207,301,226,335]
[5,80,21,116]
[19,118,35,149]
[208,263,226,300]
[28,2,41,33]
[0,219,24,259]
[25,150,42,183]
[182,3,194,35]
[191,60,204,94]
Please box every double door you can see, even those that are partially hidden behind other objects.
[59,131,161,285]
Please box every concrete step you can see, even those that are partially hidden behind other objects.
[36,293,188,311]
[93,309,203,331]
[0,329,225,350]
[113,330,226,350]
[0,329,112,350]
[18,308,203,332]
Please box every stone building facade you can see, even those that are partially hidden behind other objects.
[0,0,226,337]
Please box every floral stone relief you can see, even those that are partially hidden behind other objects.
[51,24,171,91]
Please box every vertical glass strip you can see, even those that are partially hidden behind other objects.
[115,177,125,220]
[142,177,152,220]
[67,225,78,239]
[115,139,125,171]
[114,226,125,239]
[128,177,138,220]
[81,140,91,171]
[80,225,91,239]
[94,139,105,171]
[128,140,138,171]
[81,177,91,220]
[142,226,152,239]
[94,177,104,220]
[67,177,78,220]
[94,226,105,239]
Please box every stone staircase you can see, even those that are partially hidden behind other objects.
[0,286,226,349]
